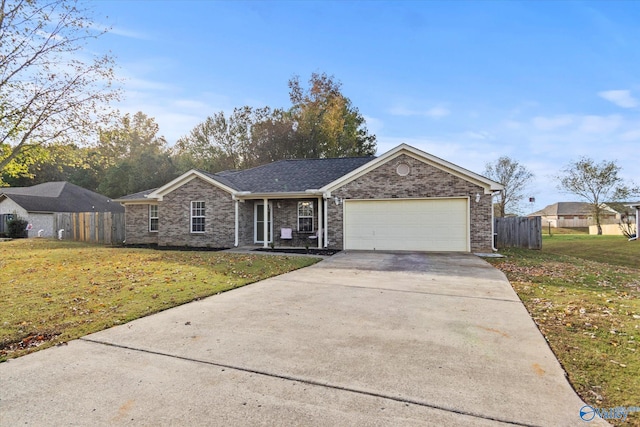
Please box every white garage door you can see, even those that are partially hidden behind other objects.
[343,198,469,251]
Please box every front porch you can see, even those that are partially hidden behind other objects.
[235,195,329,249]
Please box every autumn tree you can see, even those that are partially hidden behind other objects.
[484,156,534,217]
[174,73,377,173]
[288,72,376,158]
[0,0,120,174]
[557,157,638,235]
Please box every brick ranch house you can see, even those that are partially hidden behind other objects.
[115,144,503,252]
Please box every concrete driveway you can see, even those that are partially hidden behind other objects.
[0,252,605,427]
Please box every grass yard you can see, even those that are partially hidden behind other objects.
[0,239,320,362]
[488,235,639,426]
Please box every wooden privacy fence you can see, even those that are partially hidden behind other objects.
[53,212,125,245]
[494,216,542,250]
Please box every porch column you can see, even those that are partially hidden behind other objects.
[317,196,323,248]
[324,196,328,247]
[263,198,269,248]
[234,198,239,247]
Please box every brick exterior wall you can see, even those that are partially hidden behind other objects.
[124,204,158,245]
[272,199,319,246]
[158,178,235,248]
[326,154,494,252]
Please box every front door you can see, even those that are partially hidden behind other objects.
[254,202,273,243]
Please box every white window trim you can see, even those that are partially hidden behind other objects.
[253,202,273,243]
[191,201,205,234]
[149,205,159,233]
[298,201,314,233]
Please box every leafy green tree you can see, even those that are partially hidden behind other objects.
[557,157,639,235]
[0,0,120,174]
[97,112,177,197]
[173,107,259,172]
[484,156,534,217]
[2,144,93,187]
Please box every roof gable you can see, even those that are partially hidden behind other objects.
[0,182,123,213]
[320,144,503,193]
[147,170,238,201]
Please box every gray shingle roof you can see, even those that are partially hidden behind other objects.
[529,202,618,217]
[206,156,375,193]
[114,188,158,201]
[0,182,124,213]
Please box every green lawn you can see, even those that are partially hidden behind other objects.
[489,235,639,426]
[0,239,320,361]
[543,234,639,268]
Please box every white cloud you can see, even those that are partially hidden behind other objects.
[424,106,451,118]
[462,130,493,140]
[579,114,622,133]
[620,128,640,141]
[388,105,450,119]
[531,115,574,131]
[362,115,384,134]
[598,90,638,108]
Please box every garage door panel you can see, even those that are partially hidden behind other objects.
[344,198,468,252]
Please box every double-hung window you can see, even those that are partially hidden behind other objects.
[191,201,205,233]
[298,201,314,233]
[149,205,159,232]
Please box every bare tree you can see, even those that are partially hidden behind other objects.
[556,157,638,235]
[484,156,534,217]
[0,0,120,173]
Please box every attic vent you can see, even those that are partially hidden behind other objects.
[396,163,410,176]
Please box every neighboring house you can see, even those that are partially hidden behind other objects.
[115,144,503,252]
[0,182,124,238]
[528,202,626,228]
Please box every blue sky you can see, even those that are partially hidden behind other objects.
[90,0,639,213]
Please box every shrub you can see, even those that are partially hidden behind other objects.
[6,217,28,238]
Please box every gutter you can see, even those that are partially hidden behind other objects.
[491,190,501,252]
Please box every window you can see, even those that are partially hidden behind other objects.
[149,205,159,232]
[191,201,205,233]
[298,201,314,232]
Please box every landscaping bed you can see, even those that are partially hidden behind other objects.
[123,243,229,251]
[254,247,340,256]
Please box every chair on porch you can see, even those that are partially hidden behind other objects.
[307,230,319,245]
[280,228,293,241]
